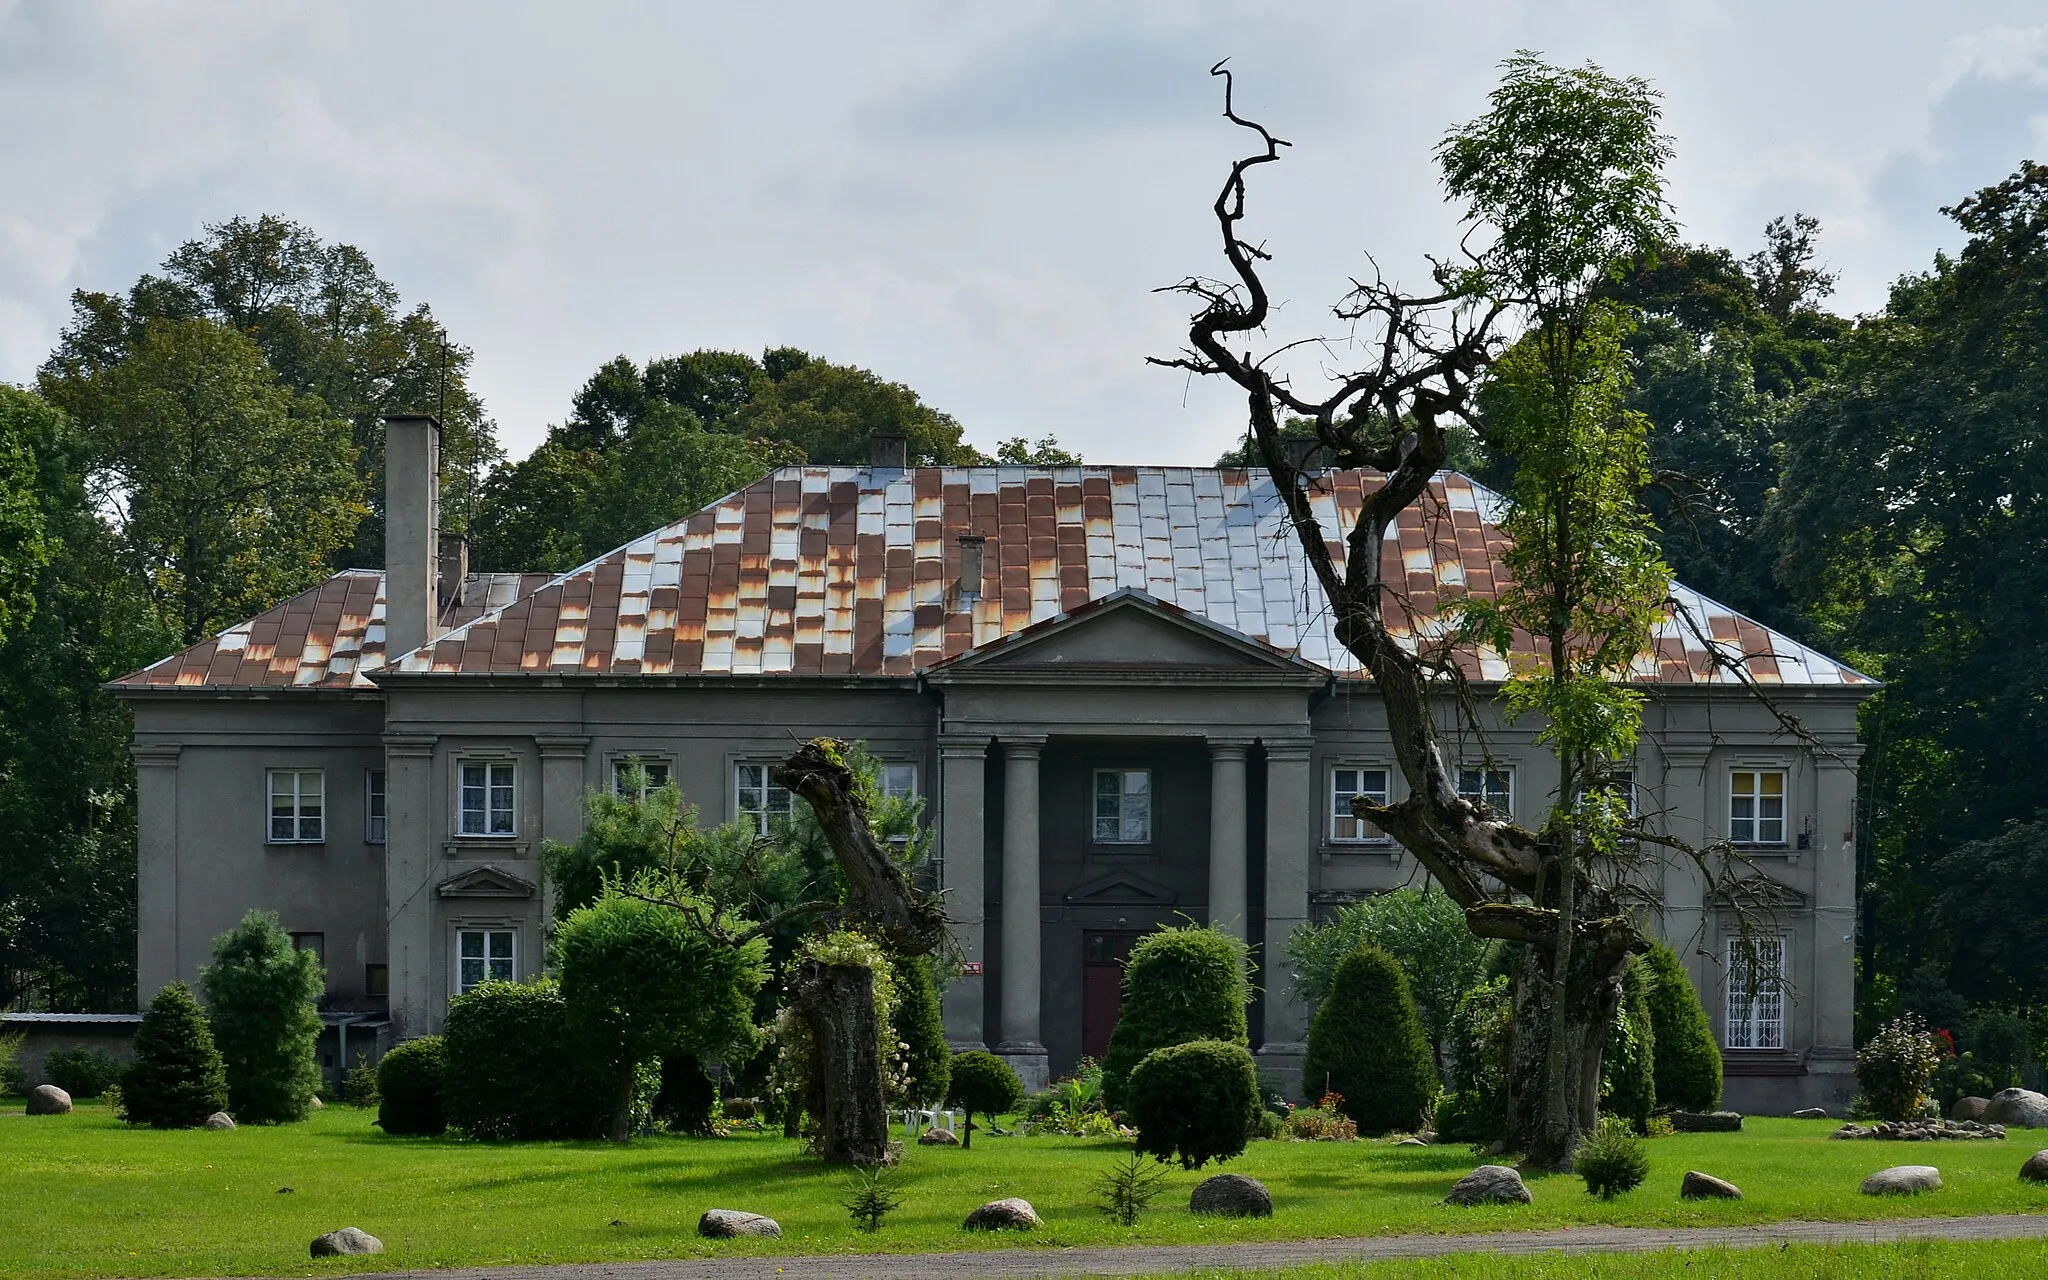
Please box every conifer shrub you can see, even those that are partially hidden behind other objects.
[1601,954,1657,1132]
[0,1031,25,1097]
[1435,974,1512,1143]
[200,910,324,1124]
[123,982,230,1128]
[43,1047,122,1098]
[1125,1038,1260,1169]
[1300,945,1438,1135]
[1643,942,1721,1112]
[1575,1115,1650,1199]
[893,954,951,1106]
[443,978,605,1140]
[946,1050,1024,1149]
[375,1036,447,1136]
[1101,926,1250,1112]
[654,1053,718,1136]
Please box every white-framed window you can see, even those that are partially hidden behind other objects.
[1725,934,1787,1050]
[1577,766,1637,816]
[880,763,918,802]
[365,769,387,844]
[1329,765,1391,843]
[735,763,793,835]
[457,761,517,837]
[612,756,673,801]
[1093,768,1152,844]
[454,928,516,995]
[268,769,325,843]
[1457,764,1514,816]
[1729,769,1786,845]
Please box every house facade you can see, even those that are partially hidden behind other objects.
[114,418,1872,1112]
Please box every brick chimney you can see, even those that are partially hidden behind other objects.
[869,432,908,469]
[384,414,441,661]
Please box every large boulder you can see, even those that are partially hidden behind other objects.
[697,1210,782,1239]
[309,1227,383,1257]
[1984,1089,2048,1129]
[1670,1111,1743,1133]
[1679,1171,1743,1200]
[1791,1108,1827,1120]
[203,1111,236,1130]
[1951,1096,1990,1123]
[1445,1165,1532,1206]
[25,1085,72,1116]
[2020,1150,2048,1184]
[1190,1173,1272,1218]
[963,1198,1042,1231]
[1861,1165,1942,1196]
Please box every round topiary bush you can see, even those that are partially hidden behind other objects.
[893,954,951,1107]
[443,978,605,1141]
[946,1050,1024,1149]
[1300,945,1437,1135]
[1126,1038,1260,1169]
[201,909,324,1124]
[1101,926,1249,1113]
[1601,954,1657,1133]
[122,982,230,1129]
[376,1036,448,1136]
[1575,1115,1650,1199]
[43,1047,122,1099]
[1643,942,1721,1113]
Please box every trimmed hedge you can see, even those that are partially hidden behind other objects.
[893,954,951,1107]
[1602,954,1657,1132]
[43,1047,122,1098]
[123,983,229,1129]
[1643,943,1721,1113]
[200,909,324,1124]
[1126,1038,1260,1169]
[1300,945,1437,1135]
[1101,926,1249,1112]
[443,978,605,1141]
[376,1036,447,1136]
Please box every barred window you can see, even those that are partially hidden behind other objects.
[1725,935,1787,1050]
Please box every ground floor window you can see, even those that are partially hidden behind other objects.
[1725,934,1788,1050]
[455,929,516,995]
[613,756,673,801]
[735,763,793,834]
[881,762,918,801]
[1456,765,1514,816]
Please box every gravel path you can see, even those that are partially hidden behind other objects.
[322,1213,2048,1280]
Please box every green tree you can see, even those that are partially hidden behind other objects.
[0,390,48,646]
[1599,954,1656,1132]
[40,317,366,645]
[1285,888,1490,1063]
[1300,946,1438,1134]
[892,953,952,1106]
[1641,942,1720,1112]
[199,910,324,1124]
[1125,1039,1261,1169]
[122,982,229,1128]
[1100,926,1250,1112]
[994,435,1080,464]
[945,1049,1023,1149]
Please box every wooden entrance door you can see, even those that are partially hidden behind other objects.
[1082,931,1140,1062]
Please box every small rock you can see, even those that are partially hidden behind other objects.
[1680,1170,1743,1200]
[1445,1164,1532,1206]
[1791,1107,1828,1120]
[25,1085,72,1116]
[204,1111,235,1130]
[1485,1139,1508,1156]
[309,1096,323,1110]
[917,1127,960,1145]
[1671,1110,1744,1133]
[1861,1165,1942,1196]
[2021,1150,2048,1184]
[309,1227,383,1257]
[1951,1096,1990,1123]
[276,1187,295,1195]
[1396,1136,1428,1146]
[697,1209,781,1238]
[1190,1173,1272,1217]
[963,1197,1042,1230]
[1984,1088,2048,1129]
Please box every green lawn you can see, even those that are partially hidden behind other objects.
[3,1102,2045,1279]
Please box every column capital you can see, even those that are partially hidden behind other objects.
[1814,744,1866,770]
[1261,737,1315,761]
[999,734,1048,756]
[937,734,991,759]
[1208,737,1255,760]
[536,735,592,759]
[383,733,437,758]
[132,744,183,766]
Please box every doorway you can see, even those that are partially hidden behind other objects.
[1081,931,1140,1062]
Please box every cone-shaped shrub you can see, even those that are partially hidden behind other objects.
[1101,926,1249,1112]
[946,1050,1024,1149]
[1126,1038,1260,1169]
[376,1036,447,1136]
[200,910,324,1124]
[1301,944,1437,1134]
[1602,954,1657,1131]
[123,983,229,1128]
[1643,942,1720,1112]
[893,954,951,1106]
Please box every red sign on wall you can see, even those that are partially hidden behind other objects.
[961,961,984,976]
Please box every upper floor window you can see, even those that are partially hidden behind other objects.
[365,770,387,844]
[288,932,325,966]
[1329,766,1391,843]
[454,928,515,995]
[736,763,793,835]
[458,761,516,837]
[1725,935,1787,1050]
[1457,765,1514,816]
[880,763,918,802]
[1729,769,1786,845]
[268,769,324,843]
[1094,768,1152,844]
[613,757,673,802]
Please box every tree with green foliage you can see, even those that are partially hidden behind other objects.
[892,953,951,1106]
[654,1054,719,1136]
[122,982,229,1128]
[1300,946,1438,1134]
[375,1036,447,1136]
[993,435,1080,464]
[198,910,324,1124]
[1600,955,1656,1132]
[945,1050,1023,1149]
[0,392,49,647]
[1435,974,1513,1143]
[443,978,605,1141]
[1125,1038,1261,1169]
[1101,925,1250,1112]
[1159,54,1679,1169]
[1642,942,1720,1112]
[1286,888,1491,1063]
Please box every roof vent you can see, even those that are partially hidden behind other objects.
[957,534,986,604]
[1283,436,1320,470]
[869,433,908,469]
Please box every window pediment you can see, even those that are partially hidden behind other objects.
[436,864,537,900]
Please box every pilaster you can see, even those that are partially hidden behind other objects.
[938,735,990,1052]
[132,744,182,1005]
[383,734,439,1040]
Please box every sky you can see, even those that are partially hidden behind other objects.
[3,1,2045,466]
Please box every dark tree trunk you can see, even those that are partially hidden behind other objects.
[790,958,891,1165]
[1502,935,1629,1170]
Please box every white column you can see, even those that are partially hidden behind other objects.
[1208,740,1250,940]
[938,735,989,1051]
[383,734,439,1039]
[1259,740,1314,1090]
[133,744,182,1005]
[997,736,1048,1090]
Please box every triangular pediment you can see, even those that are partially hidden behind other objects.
[436,865,537,899]
[940,590,1317,676]
[1064,870,1178,908]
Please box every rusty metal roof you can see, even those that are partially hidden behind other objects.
[111,571,551,690]
[361,467,1865,687]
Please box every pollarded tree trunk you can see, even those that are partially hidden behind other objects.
[1502,919,1632,1169]
[790,957,892,1165]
